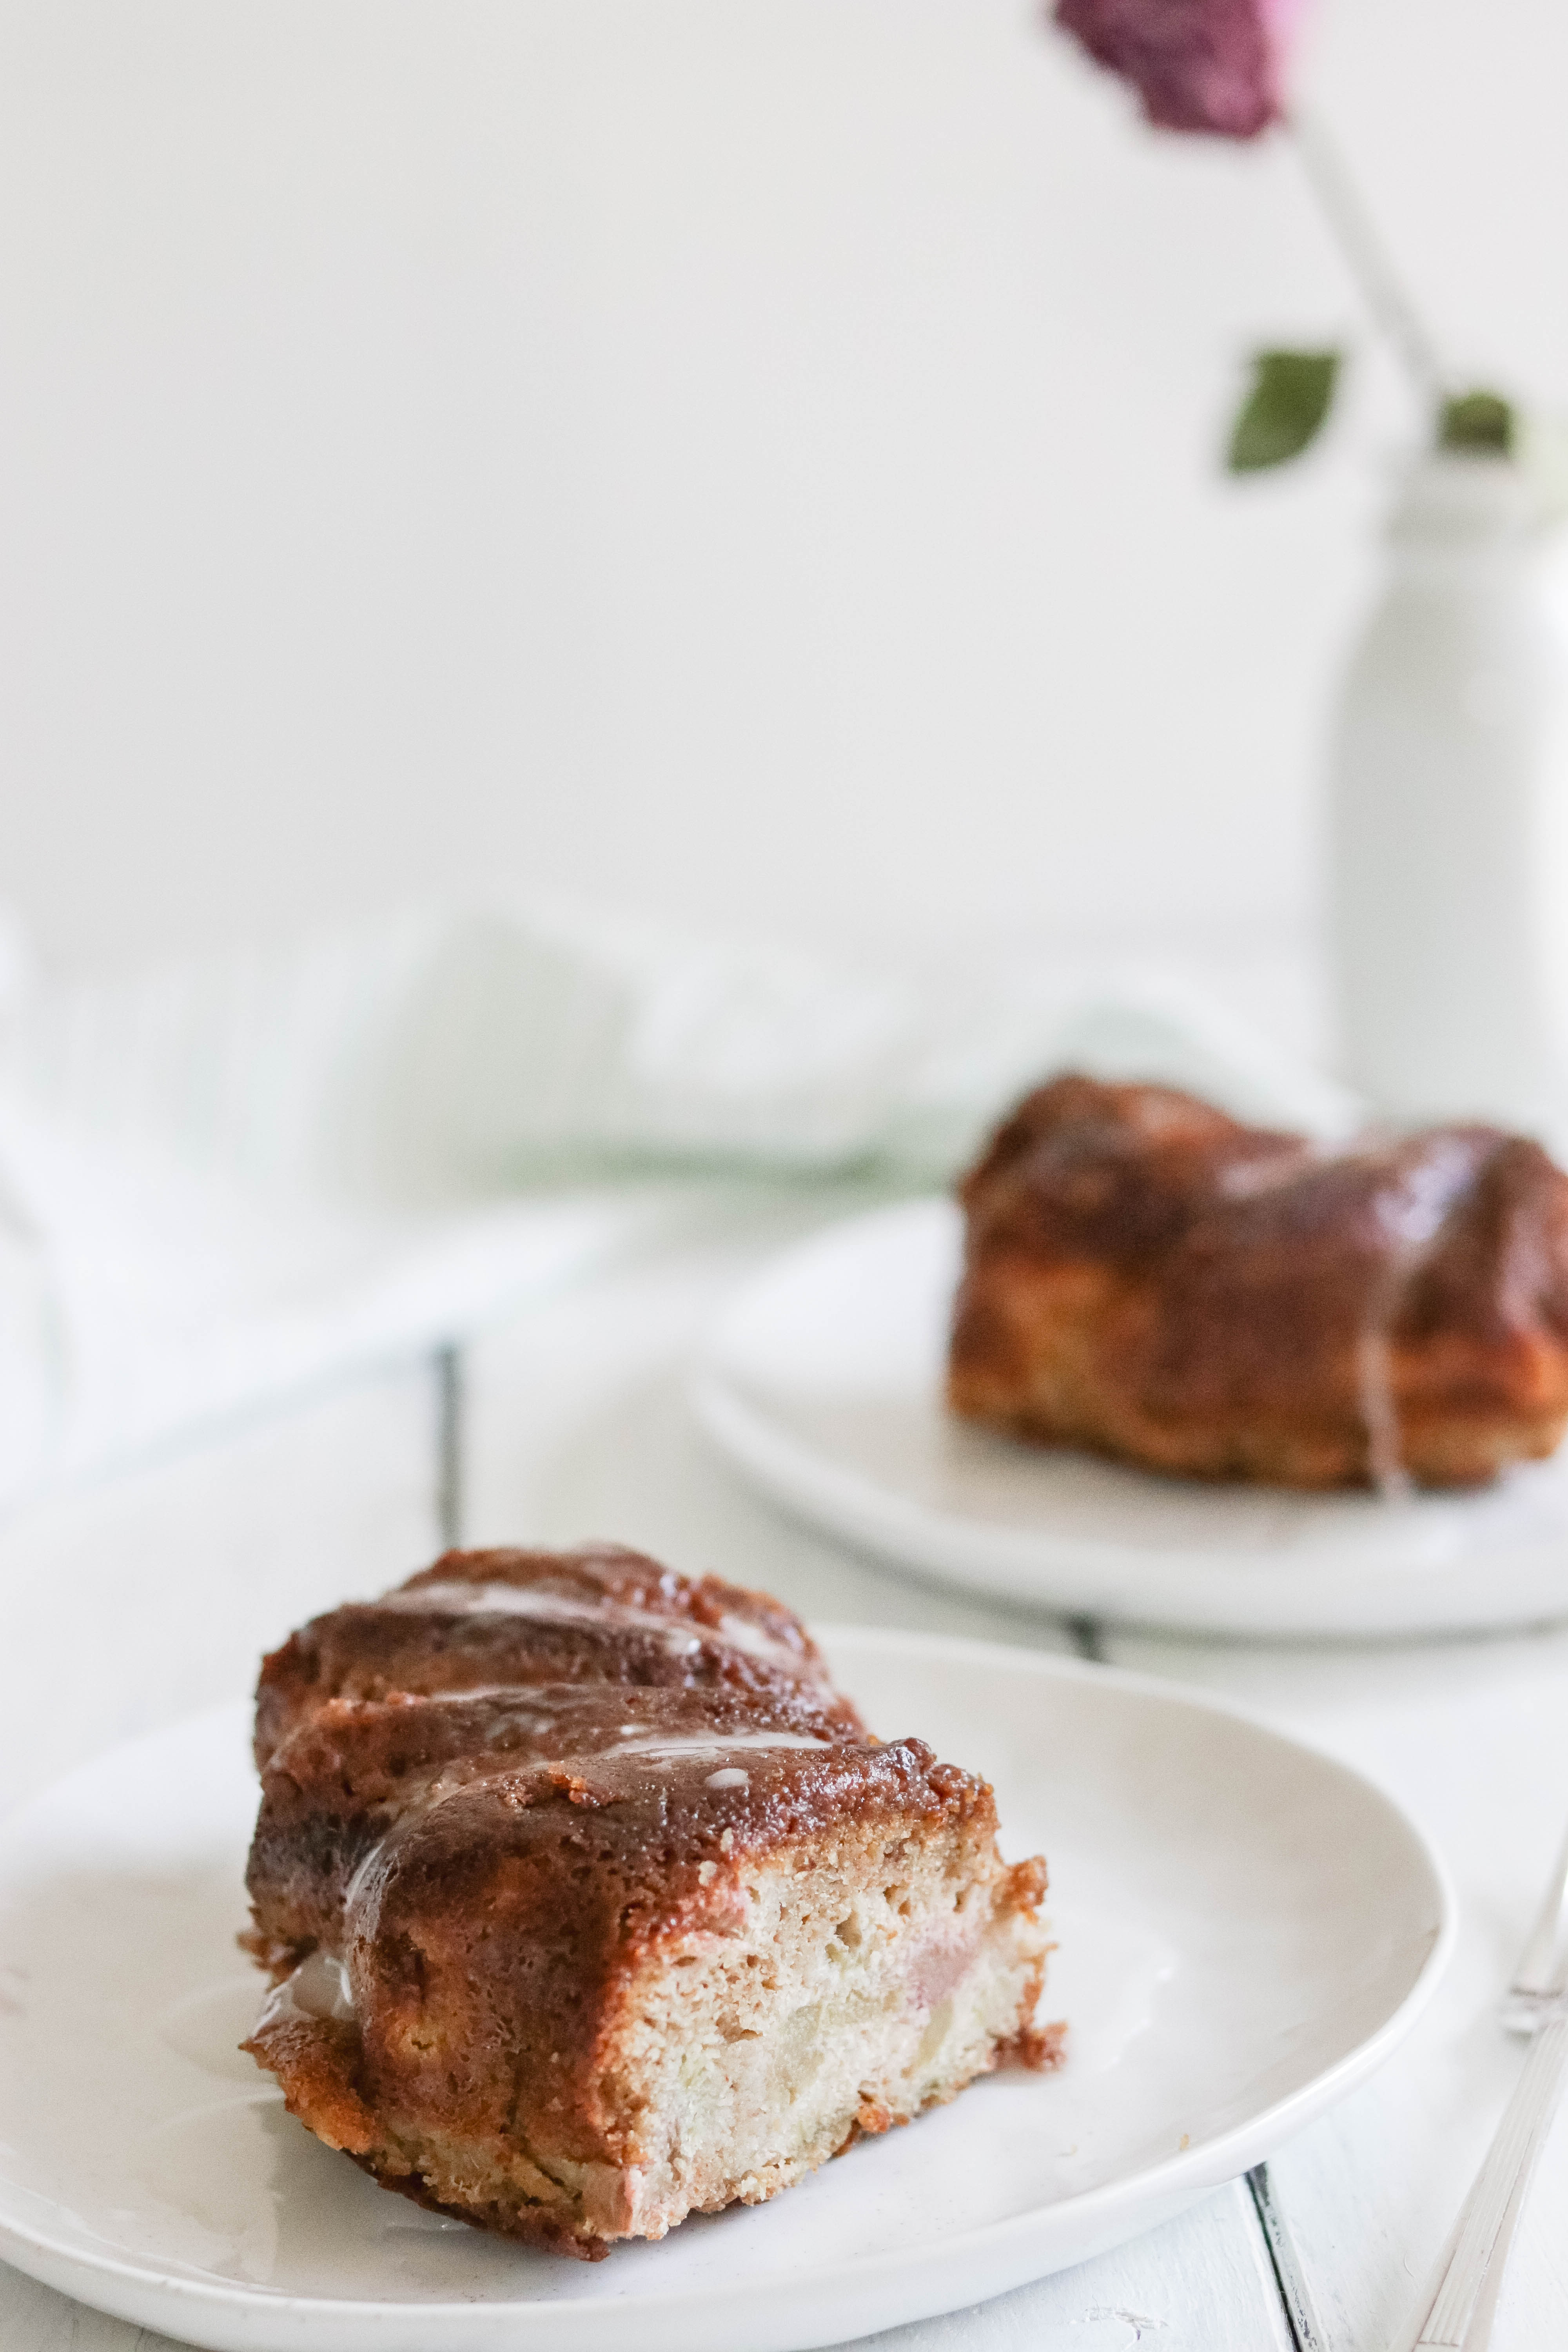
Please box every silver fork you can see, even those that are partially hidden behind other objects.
[1391,1817,1568,2352]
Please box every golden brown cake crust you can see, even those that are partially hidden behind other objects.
[254,1541,861,1768]
[949,1073,1568,1489]
[243,1546,1051,2258]
[246,1680,864,1966]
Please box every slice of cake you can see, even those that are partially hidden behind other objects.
[949,1072,1568,1488]
[242,1544,1052,2258]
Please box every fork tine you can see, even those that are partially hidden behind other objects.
[1504,1816,1568,2021]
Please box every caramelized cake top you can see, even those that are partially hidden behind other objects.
[954,1074,1568,1461]
[255,1542,862,1768]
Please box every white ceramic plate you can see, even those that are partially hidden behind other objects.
[694,1199,1568,1636]
[0,1631,1450,2352]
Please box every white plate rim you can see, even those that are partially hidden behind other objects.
[0,1633,1457,2352]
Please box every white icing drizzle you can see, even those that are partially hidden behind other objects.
[1356,1324,1411,1499]
[416,1684,570,1706]
[368,1581,816,1677]
[339,1730,834,1917]
[1357,1137,1486,1499]
[341,1771,474,1916]
[1214,1145,1321,1199]
[255,1947,355,2032]
[405,1688,618,1742]
[712,1611,814,1673]
[374,1583,702,1657]
[610,1730,831,1758]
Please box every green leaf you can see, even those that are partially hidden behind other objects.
[1226,349,1343,474]
[1438,389,1515,456]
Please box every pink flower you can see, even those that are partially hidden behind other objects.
[1051,0,1307,141]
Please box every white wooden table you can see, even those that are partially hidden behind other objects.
[5,1182,1568,2352]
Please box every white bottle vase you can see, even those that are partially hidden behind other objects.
[1330,451,1568,1146]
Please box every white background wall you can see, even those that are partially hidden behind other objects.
[2,0,1566,980]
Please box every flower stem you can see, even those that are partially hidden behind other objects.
[1285,109,1448,408]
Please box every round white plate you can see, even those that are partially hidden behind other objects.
[0,1631,1450,2352]
[693,1198,1568,1636]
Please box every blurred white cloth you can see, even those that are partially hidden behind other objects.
[0,899,1353,1508]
